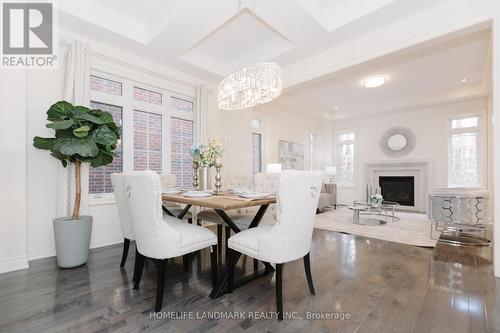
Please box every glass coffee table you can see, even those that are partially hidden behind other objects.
[347,200,401,226]
[347,204,387,226]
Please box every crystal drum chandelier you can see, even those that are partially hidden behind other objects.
[217,62,283,110]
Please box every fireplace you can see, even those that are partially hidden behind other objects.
[365,160,428,212]
[379,176,415,207]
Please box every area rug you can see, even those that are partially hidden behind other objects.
[314,207,438,247]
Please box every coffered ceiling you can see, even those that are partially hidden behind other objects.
[57,0,496,121]
[57,0,448,82]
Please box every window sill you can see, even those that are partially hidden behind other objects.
[89,195,116,206]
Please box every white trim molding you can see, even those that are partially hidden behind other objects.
[28,245,56,261]
[90,233,124,250]
[364,160,431,213]
[28,233,124,262]
[0,255,29,274]
[492,14,500,278]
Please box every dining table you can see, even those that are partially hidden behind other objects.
[161,192,277,299]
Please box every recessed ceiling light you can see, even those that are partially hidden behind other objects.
[333,105,339,110]
[461,78,467,82]
[362,75,386,88]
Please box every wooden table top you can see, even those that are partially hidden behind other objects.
[162,192,276,210]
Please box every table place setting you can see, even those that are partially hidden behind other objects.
[227,187,249,195]
[219,190,273,201]
[182,190,214,198]
[238,191,272,199]
[163,187,184,195]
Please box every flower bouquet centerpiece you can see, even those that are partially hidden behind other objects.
[190,138,224,190]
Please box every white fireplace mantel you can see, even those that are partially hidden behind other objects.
[363,160,431,212]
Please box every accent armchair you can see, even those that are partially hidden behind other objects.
[318,183,337,212]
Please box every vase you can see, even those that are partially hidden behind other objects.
[199,166,211,191]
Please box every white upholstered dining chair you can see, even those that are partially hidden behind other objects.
[124,170,218,312]
[160,173,195,223]
[226,170,324,320]
[110,173,135,268]
[232,172,279,229]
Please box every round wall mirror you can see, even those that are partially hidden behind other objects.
[380,127,416,157]
[387,134,407,151]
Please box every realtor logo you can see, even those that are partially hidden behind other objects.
[2,1,56,67]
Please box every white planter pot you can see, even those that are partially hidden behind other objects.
[53,215,93,268]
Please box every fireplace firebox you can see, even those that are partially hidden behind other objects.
[379,176,415,207]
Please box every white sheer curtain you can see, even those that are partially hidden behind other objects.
[195,83,208,141]
[56,41,90,217]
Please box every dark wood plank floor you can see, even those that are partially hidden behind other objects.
[1,228,499,333]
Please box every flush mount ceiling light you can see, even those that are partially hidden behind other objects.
[217,0,283,110]
[461,78,468,82]
[362,75,386,88]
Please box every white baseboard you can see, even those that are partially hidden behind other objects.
[90,233,124,249]
[0,255,29,274]
[27,233,124,262]
[28,245,56,261]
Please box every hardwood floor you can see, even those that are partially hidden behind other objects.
[0,228,499,333]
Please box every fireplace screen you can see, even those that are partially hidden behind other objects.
[379,176,415,206]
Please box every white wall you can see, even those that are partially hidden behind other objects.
[332,98,490,205]
[492,14,500,277]
[210,103,333,179]
[0,70,29,273]
[254,106,333,171]
[25,55,65,260]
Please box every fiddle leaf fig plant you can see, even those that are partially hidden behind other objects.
[33,101,120,220]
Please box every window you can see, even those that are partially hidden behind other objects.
[170,95,195,188]
[336,130,356,186]
[88,71,196,201]
[88,101,123,194]
[310,133,317,170]
[133,110,162,173]
[252,133,262,173]
[90,75,122,96]
[252,118,261,129]
[133,86,162,105]
[448,116,480,187]
[251,118,263,173]
[170,96,193,114]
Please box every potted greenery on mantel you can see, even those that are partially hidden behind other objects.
[33,101,120,268]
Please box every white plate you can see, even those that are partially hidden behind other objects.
[239,192,271,199]
[228,187,250,194]
[183,191,213,198]
[164,188,183,194]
